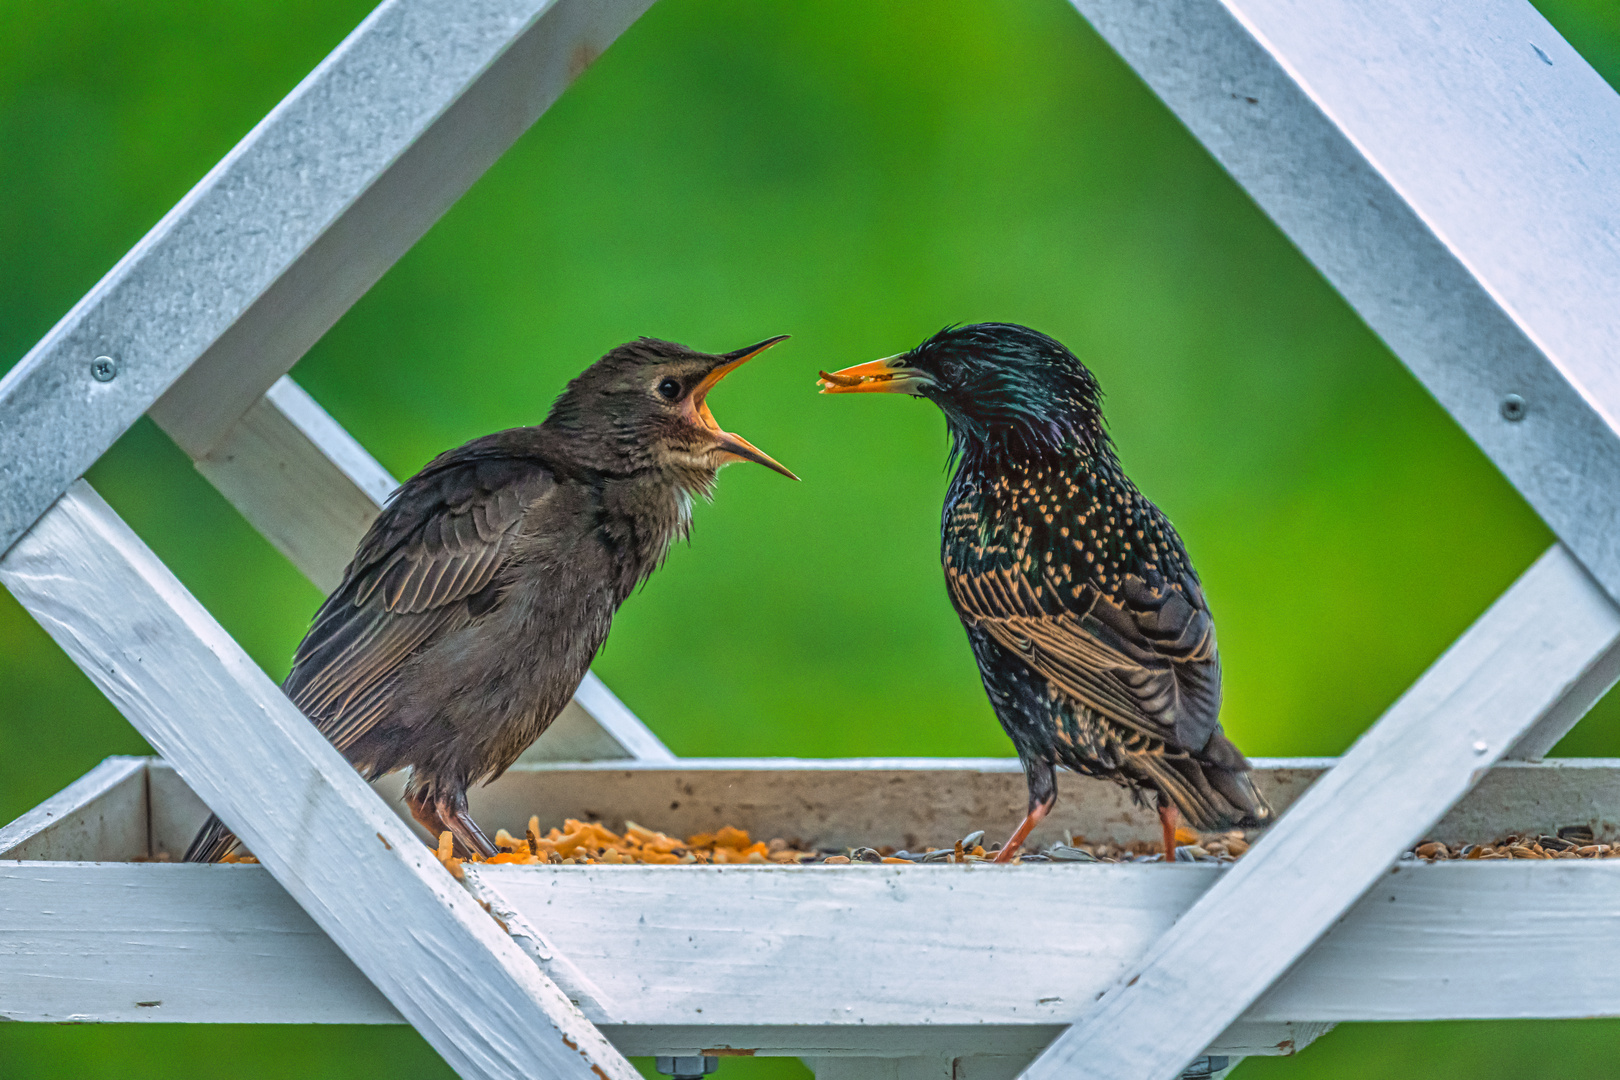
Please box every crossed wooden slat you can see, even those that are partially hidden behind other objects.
[1026,2,1620,1077]
[2,1,1618,1079]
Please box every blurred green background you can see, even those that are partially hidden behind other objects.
[3,1,1618,1076]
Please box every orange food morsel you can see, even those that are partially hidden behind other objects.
[714,826,752,850]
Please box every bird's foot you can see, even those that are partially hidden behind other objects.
[993,798,1054,863]
[440,796,496,860]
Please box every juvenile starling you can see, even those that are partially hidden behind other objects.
[186,336,794,862]
[819,323,1270,861]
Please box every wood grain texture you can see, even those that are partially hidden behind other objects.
[27,752,1620,867]
[195,377,396,594]
[0,0,655,555]
[0,482,637,1080]
[1019,544,1620,1080]
[121,753,1620,857]
[6,857,1620,1033]
[0,756,146,861]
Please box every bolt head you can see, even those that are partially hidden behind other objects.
[1500,394,1526,421]
[90,356,118,382]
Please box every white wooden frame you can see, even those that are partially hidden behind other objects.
[10,754,1620,1068]
[3,1,1619,1078]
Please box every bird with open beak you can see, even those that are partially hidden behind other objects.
[819,323,1270,863]
[187,335,794,862]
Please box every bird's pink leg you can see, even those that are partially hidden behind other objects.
[405,787,451,844]
[993,796,1053,863]
[1159,802,1180,865]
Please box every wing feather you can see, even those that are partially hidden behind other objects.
[947,555,1221,753]
[281,446,555,751]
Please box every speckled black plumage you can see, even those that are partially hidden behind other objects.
[186,335,792,863]
[823,323,1270,844]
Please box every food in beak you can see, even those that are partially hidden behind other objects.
[816,356,932,395]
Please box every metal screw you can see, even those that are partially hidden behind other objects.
[655,1057,717,1080]
[1500,394,1526,421]
[90,356,119,382]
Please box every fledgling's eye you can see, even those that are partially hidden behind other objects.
[656,377,682,401]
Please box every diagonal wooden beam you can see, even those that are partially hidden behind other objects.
[1020,2,1620,1074]
[1022,544,1620,1079]
[0,481,639,1080]
[0,0,655,557]
[1069,0,1620,602]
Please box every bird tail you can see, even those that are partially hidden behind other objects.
[183,814,242,863]
[1133,730,1273,832]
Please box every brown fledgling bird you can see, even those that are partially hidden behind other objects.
[186,335,795,862]
[820,323,1270,863]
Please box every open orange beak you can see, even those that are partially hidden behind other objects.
[816,354,934,395]
[688,336,798,480]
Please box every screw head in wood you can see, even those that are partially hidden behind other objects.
[90,356,119,382]
[1500,394,1526,421]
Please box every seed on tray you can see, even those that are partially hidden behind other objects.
[424,814,1615,873]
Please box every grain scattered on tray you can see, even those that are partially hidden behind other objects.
[423,818,1614,871]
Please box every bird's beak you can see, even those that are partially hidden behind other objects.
[689,335,799,480]
[816,354,934,395]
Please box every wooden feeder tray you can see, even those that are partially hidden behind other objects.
[8,753,1620,1076]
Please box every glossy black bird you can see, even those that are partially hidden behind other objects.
[187,335,795,862]
[819,323,1270,862]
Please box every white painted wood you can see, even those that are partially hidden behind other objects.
[34,751,1620,867]
[195,377,396,594]
[191,375,674,760]
[363,755,1325,850]
[1505,631,1620,760]
[0,756,147,861]
[1070,0,1620,604]
[541,672,676,762]
[1020,544,1620,1080]
[0,862,401,1024]
[7,856,1620,1032]
[0,0,656,555]
[0,482,637,1080]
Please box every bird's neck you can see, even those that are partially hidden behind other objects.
[952,433,1119,491]
[592,466,708,585]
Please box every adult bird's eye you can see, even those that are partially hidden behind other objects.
[657,377,682,400]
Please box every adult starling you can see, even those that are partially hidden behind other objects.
[819,323,1270,862]
[186,335,794,862]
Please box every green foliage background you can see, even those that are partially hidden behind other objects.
[3,1,1618,1076]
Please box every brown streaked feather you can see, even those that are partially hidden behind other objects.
[282,448,556,758]
[947,556,1221,756]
